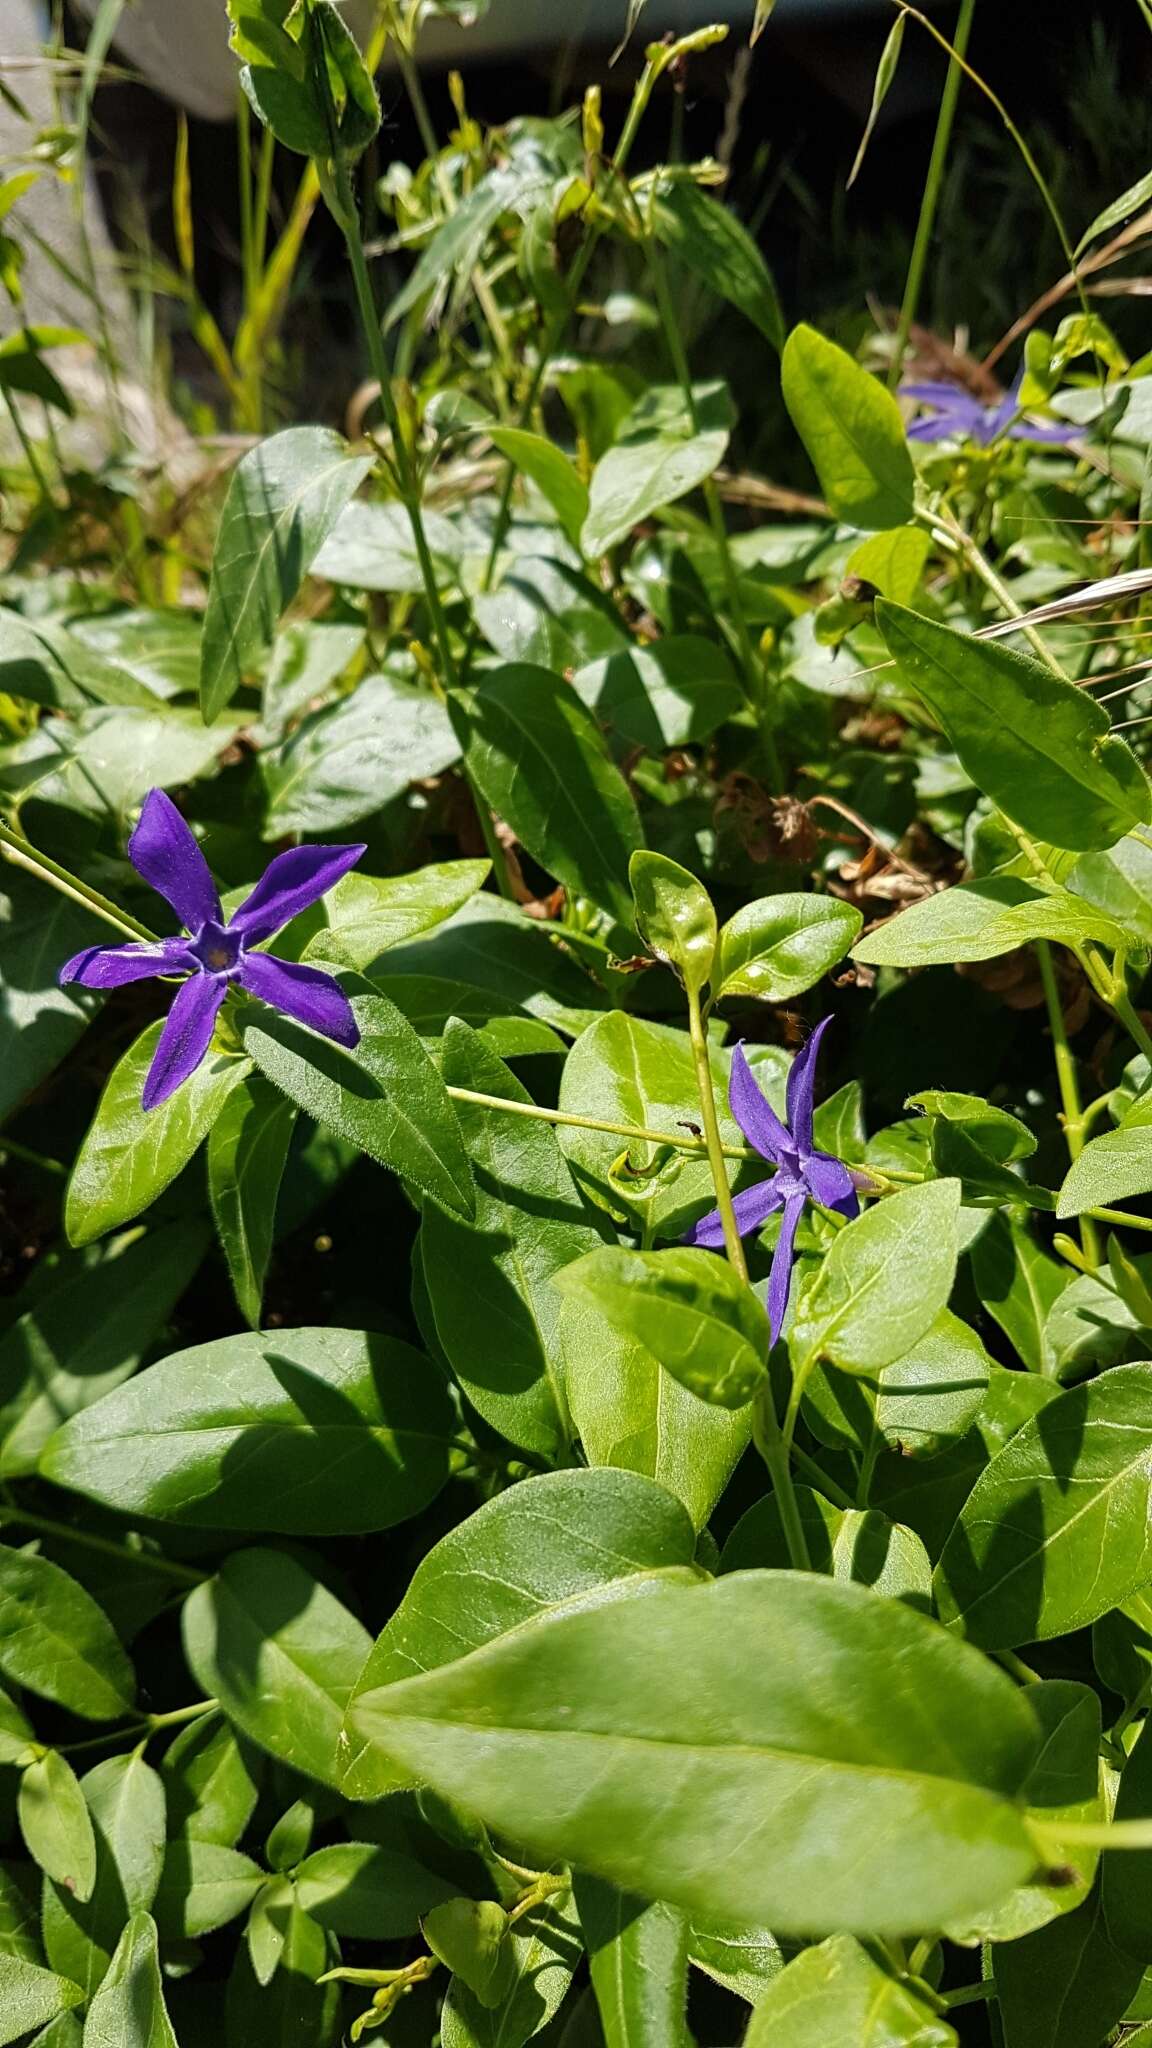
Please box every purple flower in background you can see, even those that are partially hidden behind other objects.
[900,372,1080,447]
[60,789,364,1111]
[685,1019,859,1345]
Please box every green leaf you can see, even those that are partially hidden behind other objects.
[556,1246,768,1409]
[581,383,733,557]
[908,1090,1037,1162]
[0,1219,207,1476]
[575,1877,688,2048]
[295,1841,454,1938]
[846,14,907,188]
[994,1880,1144,2048]
[439,1894,581,2048]
[877,602,1152,850]
[0,871,98,1121]
[969,1213,1072,1375]
[199,427,373,722]
[1069,832,1152,945]
[0,1958,82,2047]
[1057,1101,1152,1217]
[19,1753,97,1903]
[207,1075,297,1327]
[225,1887,339,2044]
[0,608,158,711]
[451,663,643,930]
[745,1933,953,2046]
[572,634,742,750]
[347,1572,1040,1936]
[42,1752,168,2002]
[936,1362,1152,1648]
[1103,1698,1152,1961]
[154,1841,265,1940]
[163,1718,259,1849]
[1076,165,1152,253]
[239,980,475,1222]
[260,670,460,835]
[869,1309,991,1454]
[420,1022,595,1458]
[424,1899,514,2008]
[303,859,490,971]
[42,1325,454,1535]
[473,555,628,675]
[183,1547,371,1788]
[340,1467,697,1801]
[687,1917,783,2004]
[65,1022,250,1248]
[0,1549,134,1721]
[781,325,915,530]
[310,499,461,592]
[81,1914,176,2048]
[716,892,862,1001]
[843,523,930,603]
[722,1488,932,1608]
[648,180,783,347]
[852,875,1129,967]
[486,430,590,549]
[791,1180,961,1374]
[629,850,716,995]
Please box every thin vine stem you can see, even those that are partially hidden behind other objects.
[1036,939,1101,1268]
[887,0,976,389]
[0,818,156,942]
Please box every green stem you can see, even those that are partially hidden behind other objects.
[686,989,746,1274]
[146,1698,218,1732]
[0,1505,206,1587]
[942,1983,995,2011]
[888,0,976,389]
[1112,984,1152,1069]
[0,1138,66,1177]
[1036,939,1101,1269]
[2,384,55,506]
[443,1084,754,1160]
[995,1648,1040,1686]
[1088,1206,1152,1236]
[753,1381,812,1572]
[920,507,1066,674]
[790,1441,854,1510]
[0,819,156,941]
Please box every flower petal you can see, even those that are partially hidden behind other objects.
[59,937,195,989]
[129,789,221,933]
[906,417,962,443]
[238,950,359,1047]
[729,1043,792,1163]
[1009,420,1080,444]
[141,973,226,1111]
[228,844,366,945]
[803,1149,860,1221]
[683,1177,785,1251]
[767,1190,807,1347]
[899,382,975,406]
[785,1016,833,1154]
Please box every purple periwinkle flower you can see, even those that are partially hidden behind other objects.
[60,788,365,1111]
[685,1019,859,1346]
[900,372,1079,448]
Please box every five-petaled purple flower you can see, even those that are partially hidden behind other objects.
[900,372,1079,448]
[686,1019,859,1346]
[60,788,365,1111]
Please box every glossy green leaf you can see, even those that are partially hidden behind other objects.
[649,180,783,347]
[424,1899,514,2008]
[871,1364,1060,1561]
[0,1957,82,2047]
[1102,1697,1152,1961]
[869,1309,991,1454]
[969,1213,1071,1375]
[486,431,590,548]
[65,1022,251,1248]
[163,1717,259,1849]
[0,870,98,1122]
[43,1325,453,1535]
[0,1548,134,1720]
[688,1916,783,2004]
[744,1933,953,2047]
[225,1886,339,2044]
[207,1075,297,1328]
[310,499,461,592]
[629,850,716,995]
[340,1466,697,1801]
[81,1913,176,2048]
[439,1893,581,2048]
[555,1246,769,1410]
[1057,1100,1152,1217]
[582,383,733,557]
[303,859,490,971]
[572,634,742,750]
[716,892,862,1001]
[239,980,475,1222]
[852,875,1129,967]
[0,1219,206,1476]
[1070,832,1152,945]
[721,1488,932,1608]
[199,427,373,721]
[575,1877,688,2048]
[19,1753,97,1903]
[154,1841,265,1940]
[295,1841,454,1938]
[42,1753,168,2002]
[475,554,628,673]
[936,1362,1152,1647]
[260,670,460,835]
[1075,165,1152,253]
[451,663,643,930]
[791,1179,961,1374]
[994,1880,1143,2048]
[877,602,1152,850]
[349,1571,1040,1935]
[781,325,915,529]
[183,1547,371,1787]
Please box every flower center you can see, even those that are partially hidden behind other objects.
[191,920,242,977]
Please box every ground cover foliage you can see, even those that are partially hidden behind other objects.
[7,2,1152,2043]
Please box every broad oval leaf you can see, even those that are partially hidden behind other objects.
[347,1571,1040,1937]
[451,664,643,930]
[1057,1102,1152,1217]
[295,1841,454,1938]
[42,1326,454,1535]
[791,1179,961,1374]
[781,325,915,530]
[19,1752,97,1903]
[649,179,783,348]
[440,1892,581,2048]
[82,1913,176,2048]
[0,870,99,1124]
[581,383,733,558]
[0,1548,134,1721]
[744,1932,954,2047]
[572,634,742,750]
[206,1074,297,1329]
[629,850,716,996]
[239,981,475,1222]
[852,876,1130,967]
[936,1363,1152,1648]
[717,893,862,1002]
[555,1245,768,1410]
[199,428,373,721]
[575,1878,689,2048]
[303,859,490,972]
[183,1547,372,1788]
[42,1752,168,2002]
[877,602,1152,851]
[0,1957,82,2047]
[153,1840,265,1939]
